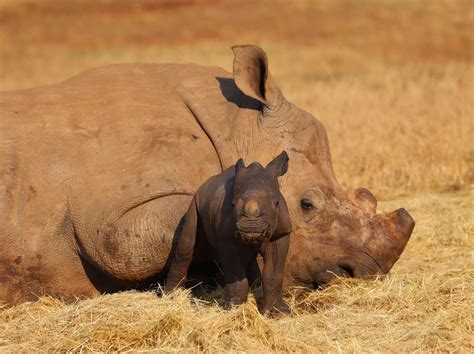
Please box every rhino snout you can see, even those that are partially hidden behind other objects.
[242,198,262,218]
[235,208,271,243]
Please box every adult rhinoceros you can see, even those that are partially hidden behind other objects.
[0,45,414,305]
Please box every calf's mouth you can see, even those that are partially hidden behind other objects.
[236,217,270,243]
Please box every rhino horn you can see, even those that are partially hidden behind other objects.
[368,208,415,275]
[350,188,378,214]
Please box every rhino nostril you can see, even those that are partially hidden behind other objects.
[338,264,355,278]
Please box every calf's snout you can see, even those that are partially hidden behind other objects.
[243,198,261,217]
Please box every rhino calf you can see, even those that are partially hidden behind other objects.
[165,151,291,315]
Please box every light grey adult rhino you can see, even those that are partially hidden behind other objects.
[0,45,415,305]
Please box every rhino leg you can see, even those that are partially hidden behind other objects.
[246,258,261,289]
[0,210,100,305]
[218,240,250,306]
[165,198,198,291]
[259,235,291,315]
[77,194,192,284]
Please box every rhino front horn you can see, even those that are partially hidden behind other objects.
[389,208,415,239]
[374,208,415,273]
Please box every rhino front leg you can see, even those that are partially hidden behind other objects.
[246,258,261,289]
[218,240,250,307]
[165,198,198,292]
[260,234,291,316]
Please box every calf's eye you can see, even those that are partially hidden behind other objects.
[300,199,314,211]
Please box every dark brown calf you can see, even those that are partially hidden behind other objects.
[165,151,292,315]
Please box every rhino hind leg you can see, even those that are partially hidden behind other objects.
[165,197,198,291]
[0,219,101,306]
[0,171,100,304]
[80,194,193,284]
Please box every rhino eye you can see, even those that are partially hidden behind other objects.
[300,199,314,211]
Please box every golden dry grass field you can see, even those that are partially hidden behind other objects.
[0,0,473,352]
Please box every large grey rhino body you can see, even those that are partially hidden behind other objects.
[0,46,414,305]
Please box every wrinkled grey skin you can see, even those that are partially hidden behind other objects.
[0,45,414,305]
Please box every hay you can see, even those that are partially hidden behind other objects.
[1,190,472,352]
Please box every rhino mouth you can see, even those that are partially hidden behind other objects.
[236,217,270,243]
[236,229,268,243]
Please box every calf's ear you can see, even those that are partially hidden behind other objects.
[235,158,246,174]
[232,45,279,106]
[266,151,289,177]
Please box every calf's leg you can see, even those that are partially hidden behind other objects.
[165,198,198,292]
[260,234,291,315]
[246,258,261,289]
[218,240,249,307]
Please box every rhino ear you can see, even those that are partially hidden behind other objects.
[266,151,289,178]
[232,45,279,106]
[235,158,246,175]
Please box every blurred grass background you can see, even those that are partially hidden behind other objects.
[1,0,473,198]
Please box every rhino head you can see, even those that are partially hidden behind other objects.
[228,45,415,288]
[232,151,289,244]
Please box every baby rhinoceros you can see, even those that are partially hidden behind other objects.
[165,151,292,315]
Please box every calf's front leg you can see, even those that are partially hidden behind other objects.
[260,234,291,316]
[164,198,198,292]
[218,240,249,307]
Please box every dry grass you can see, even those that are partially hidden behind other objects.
[0,0,473,352]
[1,189,472,352]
